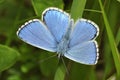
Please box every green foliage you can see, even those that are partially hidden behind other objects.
[70,0,86,20]
[54,64,65,80]
[39,51,58,77]
[99,0,120,79]
[31,0,64,16]
[0,0,120,80]
[0,44,20,72]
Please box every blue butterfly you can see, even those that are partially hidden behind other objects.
[17,7,99,65]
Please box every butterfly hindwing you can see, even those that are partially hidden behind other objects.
[65,41,99,65]
[42,7,70,43]
[17,19,57,52]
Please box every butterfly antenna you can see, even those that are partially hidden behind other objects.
[39,54,57,63]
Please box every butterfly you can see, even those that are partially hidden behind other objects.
[17,7,99,65]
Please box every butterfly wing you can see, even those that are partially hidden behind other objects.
[65,41,99,65]
[69,19,99,47]
[17,19,57,52]
[42,7,70,43]
[64,19,99,65]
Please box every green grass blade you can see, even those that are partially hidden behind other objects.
[70,0,86,20]
[116,27,120,45]
[99,0,120,79]
[84,9,101,13]
[54,64,65,80]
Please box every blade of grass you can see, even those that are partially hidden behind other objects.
[102,1,120,79]
[54,64,65,80]
[116,27,120,45]
[84,9,101,13]
[99,0,120,79]
[70,0,86,20]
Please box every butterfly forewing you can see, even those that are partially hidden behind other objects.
[42,7,70,43]
[17,19,57,52]
[69,19,99,47]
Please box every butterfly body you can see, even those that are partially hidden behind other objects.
[17,7,99,65]
[57,20,73,57]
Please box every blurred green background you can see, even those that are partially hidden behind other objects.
[0,0,120,80]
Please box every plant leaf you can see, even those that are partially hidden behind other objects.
[0,44,20,72]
